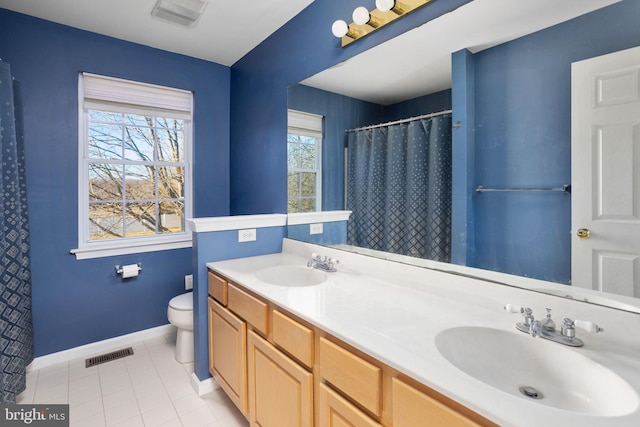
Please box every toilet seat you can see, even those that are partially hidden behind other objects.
[169,293,193,311]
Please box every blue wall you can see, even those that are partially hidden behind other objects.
[451,49,476,268]
[382,89,452,122]
[0,9,230,356]
[468,0,640,283]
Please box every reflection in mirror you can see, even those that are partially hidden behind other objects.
[287,0,640,313]
[287,110,323,213]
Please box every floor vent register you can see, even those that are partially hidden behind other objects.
[85,347,134,367]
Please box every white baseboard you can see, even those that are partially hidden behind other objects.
[28,324,176,372]
[191,372,219,396]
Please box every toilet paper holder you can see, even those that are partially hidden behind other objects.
[115,263,142,276]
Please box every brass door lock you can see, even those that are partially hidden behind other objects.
[576,228,591,239]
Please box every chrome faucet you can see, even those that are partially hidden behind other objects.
[504,304,603,347]
[307,253,339,272]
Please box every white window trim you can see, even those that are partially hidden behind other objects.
[287,109,323,212]
[71,73,194,260]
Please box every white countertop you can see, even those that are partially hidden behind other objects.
[206,239,640,427]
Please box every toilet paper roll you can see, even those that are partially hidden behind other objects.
[121,264,139,279]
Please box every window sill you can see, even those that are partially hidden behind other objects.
[70,234,192,260]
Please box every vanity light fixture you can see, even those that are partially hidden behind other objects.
[331,20,360,39]
[332,0,435,47]
[376,0,407,15]
[353,6,383,28]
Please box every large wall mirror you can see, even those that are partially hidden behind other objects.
[287,0,640,313]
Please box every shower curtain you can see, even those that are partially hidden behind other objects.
[346,114,452,262]
[0,61,33,403]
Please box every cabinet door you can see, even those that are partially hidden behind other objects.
[208,297,247,415]
[392,378,482,427]
[318,383,383,427]
[247,330,313,427]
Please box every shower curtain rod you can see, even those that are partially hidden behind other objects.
[346,109,453,132]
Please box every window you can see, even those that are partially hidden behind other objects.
[287,110,323,213]
[73,73,193,259]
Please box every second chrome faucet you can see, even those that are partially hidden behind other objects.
[504,304,604,347]
[307,253,339,272]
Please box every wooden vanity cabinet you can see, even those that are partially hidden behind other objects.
[207,269,497,427]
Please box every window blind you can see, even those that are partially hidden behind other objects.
[81,73,192,119]
[288,109,323,138]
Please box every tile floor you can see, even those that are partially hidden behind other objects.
[17,333,248,427]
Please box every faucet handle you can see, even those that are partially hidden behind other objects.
[505,304,534,328]
[504,304,524,313]
[574,320,604,334]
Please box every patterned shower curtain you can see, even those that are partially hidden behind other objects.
[346,114,452,262]
[0,61,33,403]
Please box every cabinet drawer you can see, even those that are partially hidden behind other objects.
[207,271,227,305]
[227,283,269,334]
[392,378,482,427]
[319,337,382,417]
[272,310,314,369]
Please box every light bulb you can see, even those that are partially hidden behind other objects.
[352,6,371,26]
[376,0,395,12]
[331,20,349,38]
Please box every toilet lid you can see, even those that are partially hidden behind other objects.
[169,293,193,310]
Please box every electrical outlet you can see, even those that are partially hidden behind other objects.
[310,223,324,235]
[239,228,257,242]
[185,274,193,290]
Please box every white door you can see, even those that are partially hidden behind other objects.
[572,45,640,297]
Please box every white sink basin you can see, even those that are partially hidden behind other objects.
[435,326,638,416]
[256,266,327,287]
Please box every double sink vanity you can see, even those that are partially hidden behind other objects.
[205,238,640,426]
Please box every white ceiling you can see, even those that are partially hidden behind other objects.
[0,0,622,97]
[0,0,314,66]
[302,0,622,105]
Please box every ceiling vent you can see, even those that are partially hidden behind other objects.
[151,0,208,27]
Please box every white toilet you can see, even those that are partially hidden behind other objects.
[167,292,194,364]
